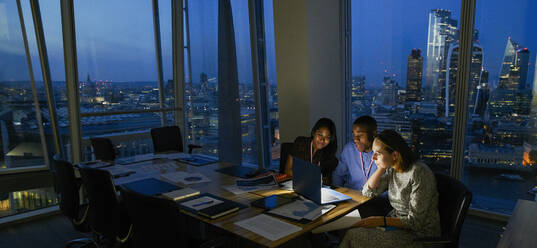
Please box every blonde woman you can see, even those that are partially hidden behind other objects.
[340,129,440,248]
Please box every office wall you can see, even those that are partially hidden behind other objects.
[273,0,345,151]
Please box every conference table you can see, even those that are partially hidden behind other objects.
[89,153,370,248]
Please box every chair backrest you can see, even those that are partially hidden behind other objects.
[53,158,80,220]
[79,167,121,237]
[151,126,183,154]
[279,142,294,173]
[119,186,186,248]
[435,173,473,247]
[90,137,116,161]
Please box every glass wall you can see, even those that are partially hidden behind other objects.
[185,0,261,165]
[0,0,59,218]
[462,0,537,214]
[0,0,47,170]
[351,1,460,175]
[74,1,166,160]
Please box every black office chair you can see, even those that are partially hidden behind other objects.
[90,138,116,162]
[150,126,201,154]
[278,142,294,174]
[53,158,95,248]
[79,167,132,247]
[119,186,188,248]
[415,173,473,248]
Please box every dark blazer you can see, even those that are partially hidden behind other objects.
[292,136,338,186]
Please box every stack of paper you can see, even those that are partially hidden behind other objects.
[162,188,200,201]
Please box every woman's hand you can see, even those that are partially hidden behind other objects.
[353,216,384,228]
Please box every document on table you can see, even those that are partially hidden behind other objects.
[311,209,362,233]
[160,171,211,185]
[132,161,178,173]
[180,196,223,211]
[113,173,157,186]
[223,184,279,195]
[268,198,335,221]
[153,153,191,160]
[235,214,302,241]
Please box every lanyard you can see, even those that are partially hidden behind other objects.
[310,141,321,166]
[357,145,374,179]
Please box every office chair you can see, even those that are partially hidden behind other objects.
[79,167,132,247]
[415,173,473,248]
[278,142,294,174]
[119,186,188,248]
[53,158,95,248]
[150,126,201,154]
[90,138,116,162]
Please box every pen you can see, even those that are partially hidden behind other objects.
[193,200,214,207]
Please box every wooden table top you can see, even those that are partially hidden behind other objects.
[118,156,370,248]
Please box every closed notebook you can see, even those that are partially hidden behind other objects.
[162,188,200,201]
[198,201,240,219]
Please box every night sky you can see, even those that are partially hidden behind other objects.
[0,0,535,91]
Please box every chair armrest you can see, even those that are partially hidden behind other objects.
[414,236,452,247]
[187,144,202,154]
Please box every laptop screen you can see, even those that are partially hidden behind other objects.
[292,157,322,203]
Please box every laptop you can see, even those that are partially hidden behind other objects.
[292,157,352,205]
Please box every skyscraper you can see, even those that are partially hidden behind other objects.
[474,69,489,117]
[406,49,423,103]
[498,37,520,83]
[445,42,483,117]
[425,9,458,116]
[382,76,398,106]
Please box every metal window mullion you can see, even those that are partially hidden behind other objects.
[29,0,62,156]
[152,0,166,126]
[16,0,50,171]
[450,0,476,179]
[184,0,195,142]
[248,0,271,170]
[60,0,82,163]
[172,0,186,147]
[343,0,352,144]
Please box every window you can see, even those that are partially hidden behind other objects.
[74,1,169,160]
[462,0,537,214]
[0,0,49,171]
[350,1,460,175]
[185,0,261,165]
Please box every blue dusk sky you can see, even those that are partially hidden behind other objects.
[0,0,535,91]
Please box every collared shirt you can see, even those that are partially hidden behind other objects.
[332,141,377,190]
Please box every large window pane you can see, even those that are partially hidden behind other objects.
[74,1,164,160]
[0,0,46,170]
[185,0,258,165]
[351,1,460,175]
[264,0,281,170]
[463,0,537,214]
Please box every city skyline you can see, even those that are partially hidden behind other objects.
[0,1,535,92]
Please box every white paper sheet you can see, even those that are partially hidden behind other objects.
[311,209,362,233]
[160,171,211,185]
[235,214,302,241]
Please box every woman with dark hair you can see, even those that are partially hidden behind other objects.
[284,117,338,185]
[340,129,440,248]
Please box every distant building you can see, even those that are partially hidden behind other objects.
[382,76,398,106]
[425,9,458,116]
[405,49,423,103]
[445,41,483,117]
[468,143,535,173]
